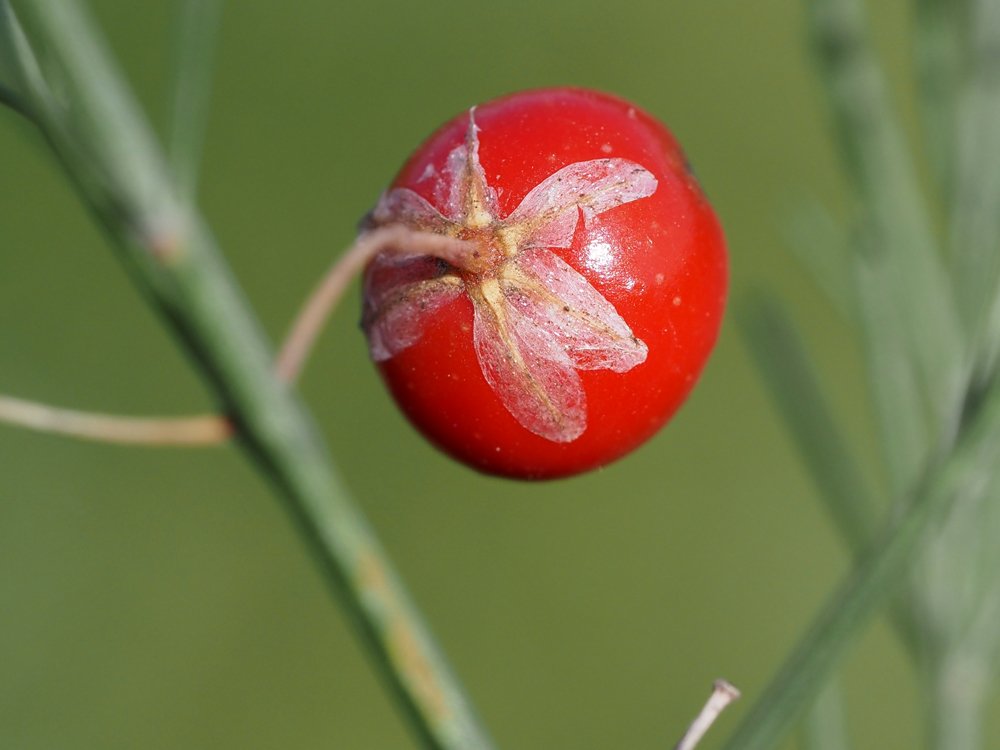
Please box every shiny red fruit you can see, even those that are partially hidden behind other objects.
[361,88,727,479]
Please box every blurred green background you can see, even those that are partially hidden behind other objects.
[0,1,974,748]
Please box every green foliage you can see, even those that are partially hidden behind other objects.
[742,0,1000,748]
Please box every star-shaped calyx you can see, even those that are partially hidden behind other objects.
[363,111,656,443]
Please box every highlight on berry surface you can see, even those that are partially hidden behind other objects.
[361,88,728,479]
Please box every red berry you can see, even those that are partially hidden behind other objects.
[361,88,727,479]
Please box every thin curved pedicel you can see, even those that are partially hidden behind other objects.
[364,110,656,442]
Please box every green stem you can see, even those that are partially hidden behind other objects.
[721,373,1000,750]
[7,2,493,748]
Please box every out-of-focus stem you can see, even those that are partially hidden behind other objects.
[721,370,1000,750]
[914,0,970,198]
[806,0,964,453]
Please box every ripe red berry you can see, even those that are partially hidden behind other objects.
[362,88,727,479]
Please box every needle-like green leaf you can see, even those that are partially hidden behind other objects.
[741,294,922,654]
[852,248,930,497]
[782,199,857,321]
[913,0,971,198]
[741,295,876,551]
[954,0,1000,384]
[806,0,965,439]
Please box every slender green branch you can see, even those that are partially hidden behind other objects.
[7,2,494,748]
[721,372,1000,750]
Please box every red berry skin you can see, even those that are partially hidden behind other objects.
[363,88,727,480]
